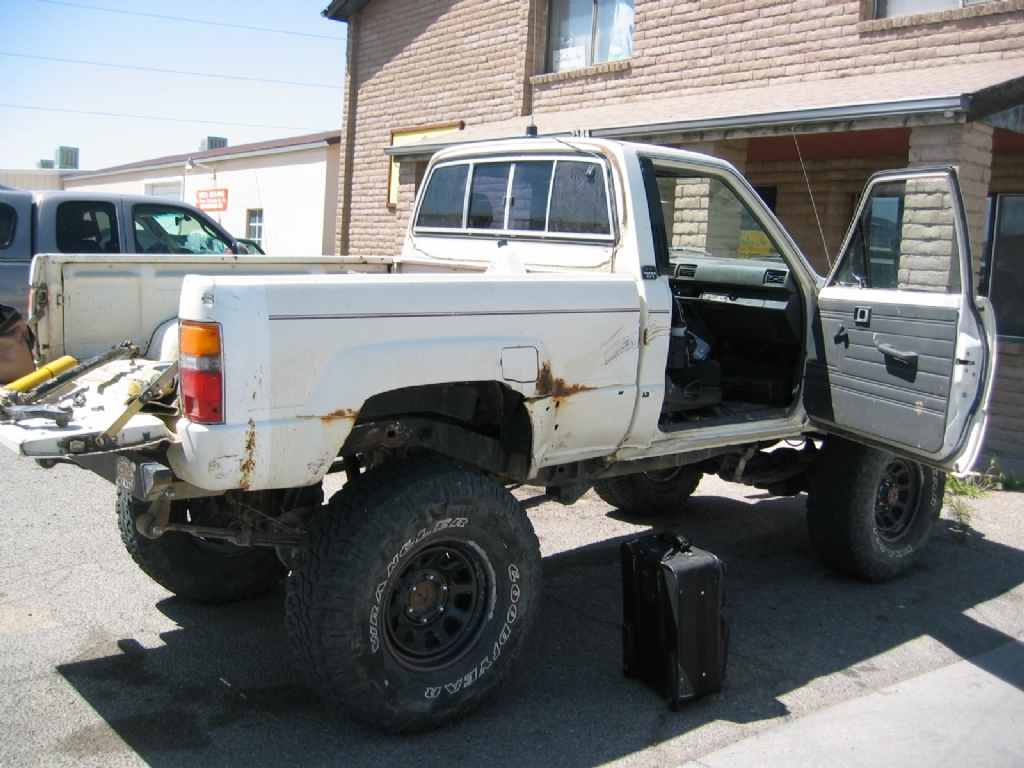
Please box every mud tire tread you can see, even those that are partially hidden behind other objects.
[285,458,541,734]
[806,438,944,582]
[116,490,288,604]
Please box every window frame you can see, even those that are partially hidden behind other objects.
[247,208,264,248]
[982,192,1024,340]
[873,0,989,19]
[546,0,634,74]
[412,155,617,243]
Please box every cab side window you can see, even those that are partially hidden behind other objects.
[133,204,231,254]
[0,204,15,250]
[56,201,120,254]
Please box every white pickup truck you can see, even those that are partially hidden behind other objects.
[0,138,995,733]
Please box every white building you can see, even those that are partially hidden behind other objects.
[61,130,342,255]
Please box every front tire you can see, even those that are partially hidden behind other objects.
[117,490,288,604]
[285,459,542,734]
[806,438,944,581]
[594,466,702,517]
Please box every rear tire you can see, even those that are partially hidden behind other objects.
[285,459,542,734]
[117,490,288,604]
[806,438,944,581]
[594,467,702,517]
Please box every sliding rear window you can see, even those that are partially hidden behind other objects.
[414,157,613,240]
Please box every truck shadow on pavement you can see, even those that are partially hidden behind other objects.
[57,491,1024,768]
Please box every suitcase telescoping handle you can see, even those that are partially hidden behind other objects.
[655,531,691,561]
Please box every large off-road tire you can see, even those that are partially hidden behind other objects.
[806,438,945,582]
[594,466,702,517]
[117,489,288,604]
[285,459,542,734]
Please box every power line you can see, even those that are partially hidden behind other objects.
[0,51,344,89]
[0,103,324,132]
[36,0,346,40]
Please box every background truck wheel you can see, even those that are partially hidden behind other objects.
[594,466,702,517]
[806,438,945,581]
[285,458,542,734]
[116,489,288,604]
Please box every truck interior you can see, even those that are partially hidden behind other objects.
[641,158,807,431]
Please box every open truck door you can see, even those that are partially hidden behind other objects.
[804,167,996,474]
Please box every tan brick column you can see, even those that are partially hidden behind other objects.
[909,123,994,287]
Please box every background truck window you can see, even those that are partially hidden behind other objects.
[132,204,231,254]
[0,204,15,250]
[55,201,119,254]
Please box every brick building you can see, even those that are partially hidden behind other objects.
[323,0,1024,473]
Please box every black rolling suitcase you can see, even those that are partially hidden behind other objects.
[621,532,728,709]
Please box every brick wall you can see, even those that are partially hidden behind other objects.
[341,0,1024,254]
[532,0,1024,112]
[746,156,903,274]
[987,340,1024,471]
[344,0,531,256]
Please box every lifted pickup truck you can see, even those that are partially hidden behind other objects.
[0,138,995,733]
[0,186,243,316]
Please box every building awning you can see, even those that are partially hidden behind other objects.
[387,59,1024,161]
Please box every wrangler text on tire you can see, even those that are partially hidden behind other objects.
[285,458,542,734]
[594,466,703,517]
[116,489,288,604]
[806,438,944,581]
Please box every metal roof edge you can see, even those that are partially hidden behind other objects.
[594,95,969,138]
[385,96,970,161]
[68,141,334,182]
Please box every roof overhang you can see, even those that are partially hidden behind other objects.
[386,59,1024,162]
[322,0,371,21]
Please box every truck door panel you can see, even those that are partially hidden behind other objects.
[805,168,993,471]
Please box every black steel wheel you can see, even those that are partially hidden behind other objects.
[806,438,944,581]
[594,466,702,517]
[285,458,541,734]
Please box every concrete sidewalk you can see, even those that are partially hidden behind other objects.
[681,639,1024,768]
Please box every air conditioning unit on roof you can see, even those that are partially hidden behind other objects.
[199,137,228,151]
[56,147,79,169]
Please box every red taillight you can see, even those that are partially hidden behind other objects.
[179,322,223,424]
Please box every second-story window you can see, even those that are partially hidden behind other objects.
[875,0,988,18]
[547,0,634,74]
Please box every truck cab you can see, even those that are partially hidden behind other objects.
[0,187,241,315]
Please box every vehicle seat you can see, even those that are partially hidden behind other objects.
[58,216,103,253]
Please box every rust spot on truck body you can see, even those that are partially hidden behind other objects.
[535,361,594,399]
[298,408,359,422]
[323,408,358,421]
[239,419,256,490]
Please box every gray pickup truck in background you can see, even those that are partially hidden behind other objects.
[0,186,243,315]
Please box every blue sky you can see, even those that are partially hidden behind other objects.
[0,0,348,170]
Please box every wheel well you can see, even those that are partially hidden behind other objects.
[339,381,533,480]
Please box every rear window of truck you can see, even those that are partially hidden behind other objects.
[415,157,613,239]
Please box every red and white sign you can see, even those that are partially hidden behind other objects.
[196,189,228,211]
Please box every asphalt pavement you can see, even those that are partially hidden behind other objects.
[1,446,1022,767]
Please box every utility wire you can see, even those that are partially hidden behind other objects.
[0,51,344,89]
[36,0,346,40]
[0,103,322,132]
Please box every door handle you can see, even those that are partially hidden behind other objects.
[833,324,849,345]
[876,342,918,365]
